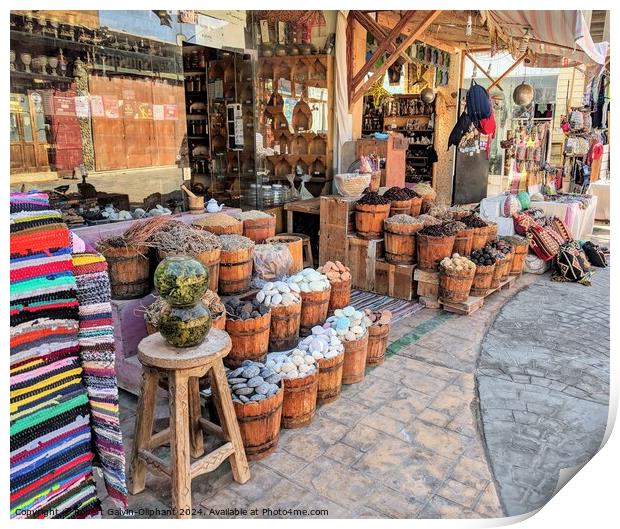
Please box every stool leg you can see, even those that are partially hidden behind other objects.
[210,361,251,484]
[129,367,159,495]
[188,377,204,458]
[169,370,192,519]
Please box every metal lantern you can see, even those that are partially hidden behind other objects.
[513,82,534,106]
[420,87,435,104]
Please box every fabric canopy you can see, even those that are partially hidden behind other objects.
[485,11,609,68]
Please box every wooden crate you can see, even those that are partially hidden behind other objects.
[414,268,439,300]
[374,259,416,300]
[319,196,357,265]
[440,275,517,315]
[347,235,384,291]
[264,206,284,234]
[356,135,406,188]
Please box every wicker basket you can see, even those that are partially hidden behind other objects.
[334,173,371,197]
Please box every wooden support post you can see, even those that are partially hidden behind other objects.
[488,53,527,90]
[351,10,443,105]
[350,11,413,65]
[464,52,504,91]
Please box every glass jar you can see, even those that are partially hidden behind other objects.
[158,301,212,348]
[154,256,209,307]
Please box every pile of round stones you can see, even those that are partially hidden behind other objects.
[297,325,344,360]
[227,360,281,403]
[255,281,301,307]
[266,349,317,379]
[224,298,269,320]
[287,268,330,293]
[317,261,352,284]
[325,306,370,341]
[363,308,392,327]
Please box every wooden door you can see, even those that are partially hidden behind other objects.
[10,91,50,173]
[50,85,83,175]
[122,78,154,168]
[90,75,127,171]
[151,80,184,166]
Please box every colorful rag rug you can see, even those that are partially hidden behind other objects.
[10,192,102,519]
[72,253,128,506]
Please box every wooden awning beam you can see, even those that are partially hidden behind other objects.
[350,11,417,89]
[349,11,413,68]
[488,52,527,90]
[464,52,503,92]
[351,10,443,105]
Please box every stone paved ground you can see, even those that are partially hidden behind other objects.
[101,259,608,519]
[476,265,610,516]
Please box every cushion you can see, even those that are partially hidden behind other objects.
[553,240,592,285]
[549,217,572,244]
[529,225,561,261]
[517,191,531,210]
[503,194,521,217]
[513,212,536,236]
[582,241,607,267]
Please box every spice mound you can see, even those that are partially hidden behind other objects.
[470,247,497,266]
[357,191,391,206]
[154,256,209,306]
[441,221,467,236]
[385,214,419,225]
[383,186,412,201]
[461,214,488,228]
[227,360,281,403]
[418,222,460,237]
[317,261,351,283]
[411,214,442,226]
[287,268,330,292]
[233,210,273,221]
[488,239,514,255]
[194,213,241,228]
[149,220,221,253]
[267,348,318,380]
[219,234,254,251]
[256,281,301,306]
[225,297,269,320]
[440,253,476,273]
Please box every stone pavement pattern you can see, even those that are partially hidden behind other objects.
[476,266,610,516]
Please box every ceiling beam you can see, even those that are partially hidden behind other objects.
[351,11,417,89]
[351,10,443,105]
[488,53,527,90]
[464,52,503,91]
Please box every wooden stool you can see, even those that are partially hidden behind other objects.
[129,329,250,519]
[288,232,313,268]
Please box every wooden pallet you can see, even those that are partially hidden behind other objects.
[440,275,517,315]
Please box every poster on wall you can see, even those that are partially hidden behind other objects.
[153,104,165,121]
[90,95,105,117]
[103,95,120,118]
[75,96,90,118]
[53,96,77,117]
[164,104,178,120]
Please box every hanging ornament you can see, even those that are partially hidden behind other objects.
[465,14,473,37]
[420,87,435,104]
[513,82,534,106]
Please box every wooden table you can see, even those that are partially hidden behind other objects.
[284,198,322,233]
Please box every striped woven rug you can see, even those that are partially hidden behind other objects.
[349,290,423,323]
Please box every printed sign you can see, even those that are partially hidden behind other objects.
[103,95,120,118]
[153,104,165,121]
[164,104,178,120]
[90,95,104,117]
[54,96,77,117]
[75,96,90,118]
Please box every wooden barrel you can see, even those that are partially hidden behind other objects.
[233,387,283,461]
[269,302,302,352]
[485,222,498,244]
[355,203,391,239]
[470,263,495,296]
[501,252,514,281]
[342,333,369,385]
[265,235,303,274]
[328,278,351,313]
[219,246,253,295]
[471,227,488,252]
[242,215,276,244]
[509,243,528,276]
[409,196,423,216]
[211,313,226,330]
[194,220,243,236]
[369,170,381,192]
[389,198,412,217]
[452,228,474,257]
[160,248,220,292]
[384,221,423,265]
[491,258,506,288]
[102,245,150,300]
[366,324,390,366]
[281,370,318,428]
[316,353,344,405]
[439,267,475,303]
[300,287,331,330]
[224,311,271,367]
[416,234,455,271]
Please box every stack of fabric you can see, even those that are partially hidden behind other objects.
[72,252,128,506]
[10,192,101,519]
